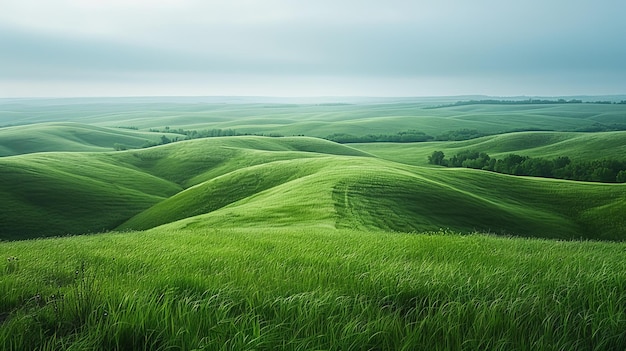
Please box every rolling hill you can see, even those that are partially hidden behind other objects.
[2,98,626,138]
[2,136,625,241]
[0,122,185,156]
[0,151,183,240]
[2,98,625,351]
[151,157,626,241]
[353,131,626,167]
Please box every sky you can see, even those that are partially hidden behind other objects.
[1,0,625,97]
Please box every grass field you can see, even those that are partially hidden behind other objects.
[1,227,625,350]
[1,98,626,350]
[3,98,626,140]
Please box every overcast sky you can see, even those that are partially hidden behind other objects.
[1,0,625,97]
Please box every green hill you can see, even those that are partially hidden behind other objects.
[0,137,370,239]
[0,152,182,239]
[353,131,626,167]
[114,136,371,187]
[153,158,626,241]
[0,122,184,156]
[2,135,625,241]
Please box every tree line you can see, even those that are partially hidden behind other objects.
[149,127,241,139]
[428,98,626,109]
[429,150,626,183]
[325,130,434,143]
[325,129,497,143]
[113,127,285,151]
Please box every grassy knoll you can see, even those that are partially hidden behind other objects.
[116,157,333,230]
[1,227,625,350]
[114,136,370,187]
[0,152,182,240]
[2,136,625,241]
[353,131,626,167]
[0,122,184,156]
[0,136,368,239]
[152,160,626,241]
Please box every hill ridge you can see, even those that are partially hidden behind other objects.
[1,136,625,241]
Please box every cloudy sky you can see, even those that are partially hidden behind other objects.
[1,0,625,97]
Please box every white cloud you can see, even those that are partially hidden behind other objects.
[1,0,625,96]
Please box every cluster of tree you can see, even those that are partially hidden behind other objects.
[429,150,626,183]
[590,101,614,104]
[139,135,184,148]
[434,129,488,141]
[114,127,288,151]
[149,127,286,139]
[149,127,240,138]
[573,123,626,132]
[326,129,504,144]
[430,99,626,108]
[325,130,434,143]
[113,143,129,151]
[113,134,182,151]
[428,99,584,108]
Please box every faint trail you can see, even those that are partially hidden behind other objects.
[333,181,356,229]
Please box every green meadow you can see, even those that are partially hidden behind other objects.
[1,98,625,350]
[2,228,626,350]
[2,97,625,138]
[354,131,626,166]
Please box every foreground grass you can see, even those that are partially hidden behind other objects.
[1,227,625,350]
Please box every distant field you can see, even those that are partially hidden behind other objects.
[353,131,626,166]
[2,98,626,140]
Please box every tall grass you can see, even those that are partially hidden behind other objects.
[1,227,625,350]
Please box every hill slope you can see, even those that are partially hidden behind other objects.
[353,131,626,166]
[0,152,183,239]
[0,137,370,239]
[0,122,184,156]
[153,158,626,241]
[2,136,625,241]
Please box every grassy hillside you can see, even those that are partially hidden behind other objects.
[2,135,625,241]
[0,122,184,156]
[117,158,332,230]
[0,137,370,239]
[114,136,371,187]
[353,131,626,167]
[1,227,625,350]
[0,152,182,240]
[152,158,626,241]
